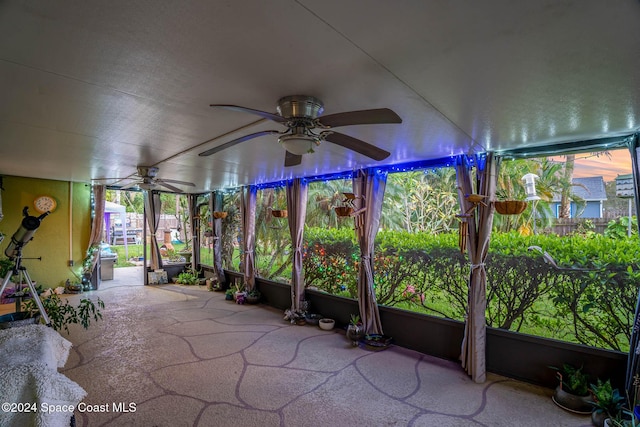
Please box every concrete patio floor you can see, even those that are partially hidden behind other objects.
[59,266,592,426]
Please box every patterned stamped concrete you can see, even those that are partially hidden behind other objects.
[61,267,592,426]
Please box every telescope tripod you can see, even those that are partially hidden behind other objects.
[0,247,51,326]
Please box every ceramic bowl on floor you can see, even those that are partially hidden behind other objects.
[318,318,335,330]
[304,313,322,326]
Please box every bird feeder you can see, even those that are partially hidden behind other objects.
[522,173,541,201]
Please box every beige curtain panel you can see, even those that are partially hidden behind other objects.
[212,192,226,287]
[86,184,106,271]
[241,186,257,291]
[455,153,500,383]
[353,168,387,335]
[286,178,308,313]
[144,190,163,271]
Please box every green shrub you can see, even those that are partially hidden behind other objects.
[303,227,640,351]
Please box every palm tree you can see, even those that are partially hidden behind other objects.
[305,179,353,229]
[255,187,290,279]
[559,154,576,218]
[383,168,458,233]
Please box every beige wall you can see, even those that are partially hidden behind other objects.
[0,176,91,288]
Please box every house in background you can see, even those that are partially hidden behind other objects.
[551,176,607,218]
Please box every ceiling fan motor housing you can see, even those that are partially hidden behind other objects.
[137,166,159,178]
[277,95,324,119]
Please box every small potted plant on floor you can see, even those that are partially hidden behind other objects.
[346,314,364,346]
[21,291,105,334]
[245,288,261,304]
[224,289,234,301]
[175,267,200,285]
[551,364,592,414]
[589,379,626,427]
[233,284,246,303]
[605,410,634,427]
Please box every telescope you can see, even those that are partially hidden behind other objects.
[0,206,52,326]
[4,206,49,259]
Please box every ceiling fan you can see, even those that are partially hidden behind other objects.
[96,166,196,192]
[198,95,402,167]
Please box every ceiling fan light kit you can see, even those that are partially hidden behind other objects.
[279,134,319,155]
[137,181,155,191]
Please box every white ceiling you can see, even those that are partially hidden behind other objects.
[1,0,639,192]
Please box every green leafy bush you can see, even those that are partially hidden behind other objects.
[303,227,640,351]
[176,267,201,285]
[23,294,105,334]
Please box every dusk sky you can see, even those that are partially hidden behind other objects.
[554,149,632,182]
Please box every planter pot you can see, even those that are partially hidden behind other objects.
[65,283,83,294]
[552,385,592,414]
[494,200,527,215]
[213,211,228,219]
[295,318,307,326]
[178,252,192,263]
[319,318,335,330]
[271,210,288,218]
[335,206,354,217]
[346,323,365,346]
[592,411,608,427]
[235,291,246,304]
[245,295,260,304]
[362,334,393,351]
[604,415,633,427]
[304,313,322,326]
[225,293,234,301]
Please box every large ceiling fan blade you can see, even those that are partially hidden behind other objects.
[159,178,196,187]
[199,130,281,156]
[210,104,288,124]
[318,108,402,128]
[157,182,183,192]
[92,176,125,182]
[120,181,140,190]
[324,132,391,161]
[284,151,303,167]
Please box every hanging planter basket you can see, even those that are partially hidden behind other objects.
[271,209,288,218]
[334,206,354,217]
[494,200,527,215]
[213,211,228,219]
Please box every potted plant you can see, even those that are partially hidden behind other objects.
[283,308,305,325]
[589,379,626,427]
[495,175,528,215]
[362,334,393,351]
[233,284,246,302]
[177,249,193,264]
[346,314,364,346]
[551,364,592,414]
[245,288,261,304]
[605,410,634,427]
[271,209,287,218]
[335,192,359,217]
[21,292,105,334]
[175,267,200,285]
[224,289,234,301]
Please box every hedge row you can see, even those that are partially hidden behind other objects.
[302,228,640,351]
